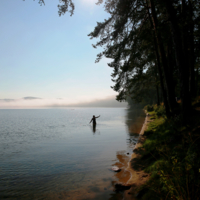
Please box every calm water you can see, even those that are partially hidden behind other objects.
[0,107,145,200]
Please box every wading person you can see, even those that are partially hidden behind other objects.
[89,115,100,125]
[89,115,100,133]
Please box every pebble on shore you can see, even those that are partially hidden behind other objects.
[111,166,121,172]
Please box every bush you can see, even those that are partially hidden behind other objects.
[144,105,154,112]
[154,105,165,117]
[144,104,166,117]
[138,113,200,200]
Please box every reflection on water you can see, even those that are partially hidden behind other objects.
[93,123,97,133]
[125,106,146,152]
[89,123,99,134]
[126,106,145,135]
[0,107,145,200]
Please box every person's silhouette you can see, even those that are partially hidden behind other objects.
[89,115,100,125]
[89,115,100,133]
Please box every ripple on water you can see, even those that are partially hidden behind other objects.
[0,108,145,200]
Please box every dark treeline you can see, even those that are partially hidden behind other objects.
[88,0,200,120]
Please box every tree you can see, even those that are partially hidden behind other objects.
[88,0,200,119]
[34,0,75,16]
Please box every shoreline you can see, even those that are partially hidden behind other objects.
[123,114,151,200]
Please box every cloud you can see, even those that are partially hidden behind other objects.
[23,96,42,100]
[0,99,15,102]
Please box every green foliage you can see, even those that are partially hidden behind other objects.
[138,111,200,200]
[144,104,166,117]
[144,105,154,112]
[154,105,166,117]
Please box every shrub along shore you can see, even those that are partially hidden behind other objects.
[124,101,200,200]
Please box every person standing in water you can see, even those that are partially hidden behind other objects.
[90,115,100,133]
[90,115,100,125]
[89,115,100,125]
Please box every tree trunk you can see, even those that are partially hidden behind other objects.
[155,66,160,106]
[148,0,177,115]
[163,0,191,118]
[188,1,196,97]
[146,1,171,117]
[155,56,170,117]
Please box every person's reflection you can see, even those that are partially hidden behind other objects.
[89,123,97,134]
[93,123,96,133]
[89,123,100,134]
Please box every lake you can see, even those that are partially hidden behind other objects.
[0,107,145,200]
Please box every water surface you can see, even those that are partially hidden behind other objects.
[0,107,145,200]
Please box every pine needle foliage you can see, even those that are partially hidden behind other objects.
[89,0,200,119]
[34,0,75,16]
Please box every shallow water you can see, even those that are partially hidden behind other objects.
[0,107,145,200]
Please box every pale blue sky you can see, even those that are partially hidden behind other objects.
[0,0,118,107]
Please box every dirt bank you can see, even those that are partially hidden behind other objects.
[123,115,152,200]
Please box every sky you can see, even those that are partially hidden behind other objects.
[0,0,124,108]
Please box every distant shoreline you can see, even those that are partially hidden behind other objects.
[0,95,128,109]
[0,106,127,109]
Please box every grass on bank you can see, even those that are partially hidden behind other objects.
[137,103,200,200]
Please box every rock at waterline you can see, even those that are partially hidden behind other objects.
[111,166,121,172]
[114,183,132,191]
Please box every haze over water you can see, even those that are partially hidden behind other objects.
[0,107,145,200]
